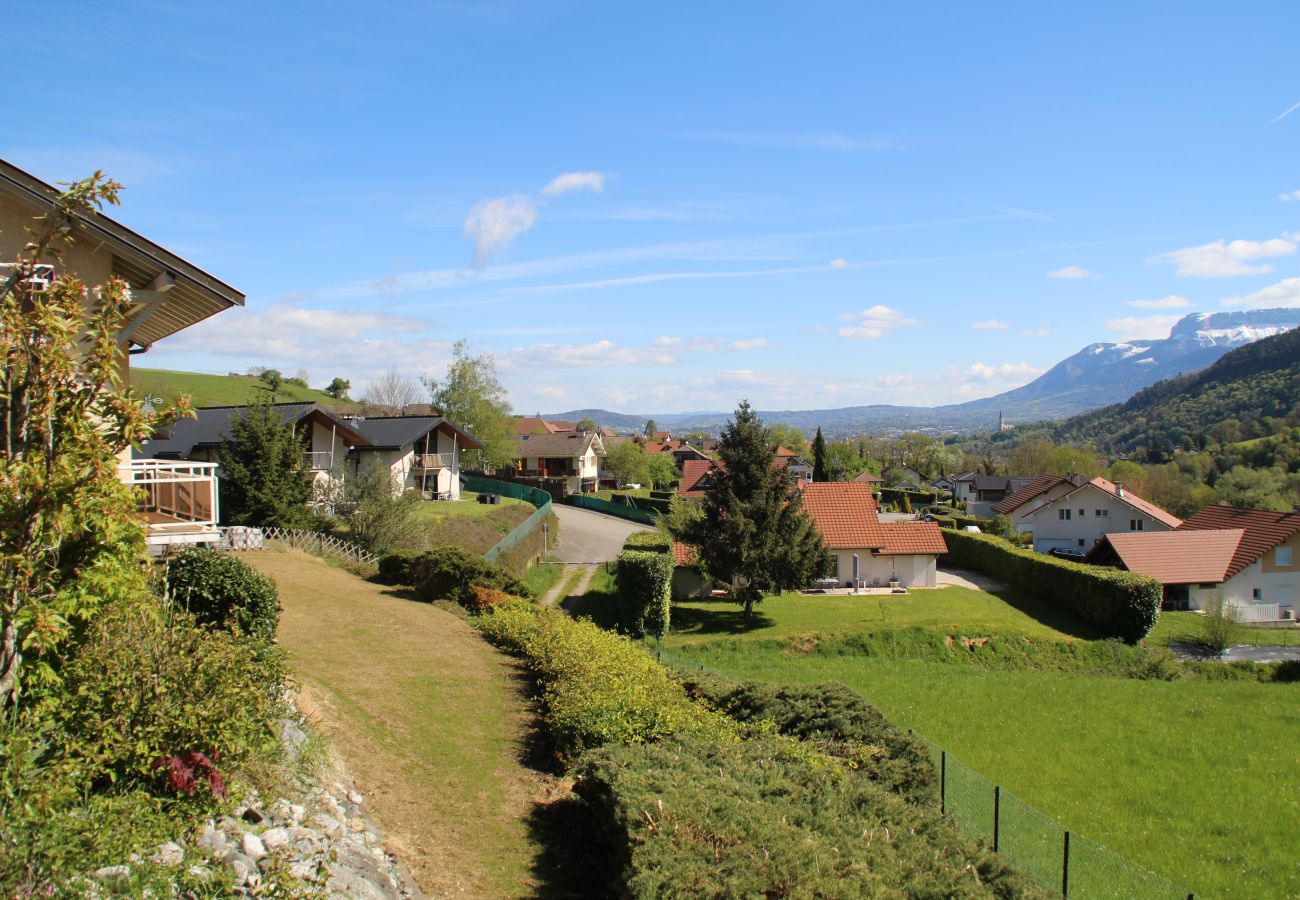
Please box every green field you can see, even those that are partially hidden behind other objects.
[407,493,531,554]
[653,589,1299,899]
[131,367,362,409]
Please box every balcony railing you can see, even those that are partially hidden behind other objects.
[118,459,220,528]
[302,450,334,471]
[413,452,456,470]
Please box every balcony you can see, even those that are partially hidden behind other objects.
[302,450,334,471]
[119,459,221,555]
[413,452,456,470]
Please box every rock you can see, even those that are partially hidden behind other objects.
[92,865,131,890]
[151,841,184,867]
[290,803,308,823]
[187,864,214,881]
[223,850,259,885]
[261,826,290,851]
[218,815,245,835]
[196,827,230,858]
[241,832,267,860]
[241,806,266,825]
[346,790,364,806]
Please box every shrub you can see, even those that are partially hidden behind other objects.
[615,549,673,636]
[1199,593,1239,656]
[573,734,1041,899]
[468,584,515,614]
[622,531,673,553]
[676,675,935,803]
[406,546,534,607]
[476,603,735,763]
[165,548,280,643]
[377,549,422,584]
[940,529,1162,642]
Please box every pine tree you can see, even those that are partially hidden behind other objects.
[216,397,315,527]
[685,401,829,622]
[812,426,828,482]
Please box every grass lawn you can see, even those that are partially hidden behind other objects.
[132,367,362,409]
[656,590,1299,899]
[407,493,532,554]
[1146,610,1299,648]
[247,549,544,896]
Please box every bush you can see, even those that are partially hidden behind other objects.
[572,734,1041,899]
[476,603,735,763]
[165,548,280,643]
[676,674,935,803]
[622,531,673,554]
[940,529,1162,642]
[615,549,673,636]
[1199,593,1239,656]
[468,585,516,613]
[407,546,534,607]
[377,549,422,584]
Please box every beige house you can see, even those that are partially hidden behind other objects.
[1,158,243,554]
[350,415,481,499]
[512,431,606,495]
[1019,477,1181,554]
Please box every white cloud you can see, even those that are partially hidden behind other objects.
[1279,189,1300,202]
[1047,265,1095,279]
[532,385,568,400]
[1221,276,1300,308]
[966,362,1044,382]
[731,338,769,351]
[503,339,679,369]
[836,305,921,340]
[686,131,893,152]
[653,335,683,346]
[1106,314,1183,340]
[972,319,1010,330]
[829,257,850,268]
[1150,236,1296,277]
[1021,328,1051,337]
[541,171,607,196]
[1265,98,1300,128]
[1128,295,1192,309]
[463,194,537,266]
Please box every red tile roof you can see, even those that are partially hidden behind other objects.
[679,459,720,498]
[673,541,699,567]
[512,416,559,436]
[1091,529,1244,584]
[1179,505,1300,579]
[878,522,949,555]
[852,471,884,484]
[1023,477,1182,528]
[799,482,884,549]
[992,475,1067,514]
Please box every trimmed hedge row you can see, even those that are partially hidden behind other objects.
[941,529,1162,642]
[615,549,673,636]
[879,487,938,507]
[377,546,534,608]
[573,734,1044,899]
[675,673,935,803]
[622,531,673,553]
[475,602,735,764]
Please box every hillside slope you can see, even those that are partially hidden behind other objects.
[1050,326,1300,453]
[131,368,361,410]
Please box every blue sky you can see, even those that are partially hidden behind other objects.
[5,1,1300,414]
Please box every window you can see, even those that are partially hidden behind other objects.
[1079,509,1086,517]
[1095,509,1108,517]
[1077,538,1085,547]
[1058,509,1071,521]
[1130,519,1144,531]
[1276,546,1293,567]
[1252,588,1262,601]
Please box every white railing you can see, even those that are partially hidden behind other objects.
[118,459,220,527]
[303,450,333,471]
[1229,602,1282,623]
[413,452,455,469]
[220,526,379,565]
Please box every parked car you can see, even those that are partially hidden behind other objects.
[1047,547,1086,561]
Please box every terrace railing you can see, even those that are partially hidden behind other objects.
[118,459,219,526]
[302,450,334,471]
[413,452,456,470]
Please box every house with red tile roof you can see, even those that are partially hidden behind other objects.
[670,541,711,599]
[1087,505,1300,617]
[1018,477,1181,554]
[679,458,721,498]
[992,475,1087,529]
[799,482,947,588]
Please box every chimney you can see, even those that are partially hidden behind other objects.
[1116,482,1125,498]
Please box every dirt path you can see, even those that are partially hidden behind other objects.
[539,564,597,608]
[248,549,544,898]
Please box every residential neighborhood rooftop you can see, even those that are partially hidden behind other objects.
[1087,529,1246,584]
[1178,505,1300,579]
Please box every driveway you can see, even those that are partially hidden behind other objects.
[1169,642,1300,663]
[550,504,653,563]
[937,567,1009,592]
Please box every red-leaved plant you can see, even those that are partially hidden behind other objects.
[152,751,227,800]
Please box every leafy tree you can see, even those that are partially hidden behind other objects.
[606,439,649,486]
[1007,437,1056,474]
[0,172,162,709]
[1105,460,1147,496]
[1214,465,1295,512]
[767,423,807,457]
[577,417,598,432]
[423,339,515,469]
[216,397,315,527]
[812,427,828,482]
[681,401,830,622]
[644,419,658,438]
[258,368,283,391]
[644,452,679,490]
[336,462,423,554]
[1049,445,1102,479]
[324,376,351,400]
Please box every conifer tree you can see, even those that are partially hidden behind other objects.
[216,397,315,527]
[812,426,828,482]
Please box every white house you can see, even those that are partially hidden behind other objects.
[1019,477,1182,554]
[350,415,481,500]
[800,482,948,588]
[1087,505,1300,619]
[512,431,606,495]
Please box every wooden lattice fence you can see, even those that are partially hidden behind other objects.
[219,526,380,565]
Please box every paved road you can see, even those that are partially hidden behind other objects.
[550,504,653,563]
[1170,642,1300,663]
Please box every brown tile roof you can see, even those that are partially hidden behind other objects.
[679,459,720,498]
[852,471,884,484]
[512,416,559,436]
[673,541,699,567]
[799,482,884,549]
[1024,477,1182,528]
[992,475,1067,515]
[1179,505,1300,579]
[878,522,948,555]
[514,432,605,459]
[1091,530,1244,584]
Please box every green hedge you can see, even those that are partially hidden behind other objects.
[391,546,534,607]
[941,529,1162,642]
[615,549,673,636]
[879,487,938,507]
[622,531,674,553]
[475,603,734,764]
[676,674,935,803]
[648,489,675,502]
[165,548,280,644]
[572,734,1042,899]
[377,549,422,584]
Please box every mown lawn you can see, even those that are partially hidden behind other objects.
[1146,609,1299,648]
[656,591,1299,899]
[407,493,532,554]
[132,367,363,409]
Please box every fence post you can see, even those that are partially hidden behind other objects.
[940,750,946,814]
[993,785,1000,852]
[1062,830,1070,898]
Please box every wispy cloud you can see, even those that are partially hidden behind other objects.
[1222,276,1300,308]
[1279,189,1300,203]
[829,257,850,268]
[1047,265,1095,279]
[1021,328,1051,337]
[541,171,607,196]
[1106,314,1181,340]
[1264,98,1300,128]
[503,263,837,296]
[1150,236,1296,277]
[685,131,893,152]
[995,206,1058,225]
[1128,295,1191,309]
[972,319,1010,330]
[837,305,922,340]
[463,194,538,266]
[730,338,769,351]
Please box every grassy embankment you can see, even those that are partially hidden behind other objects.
[248,549,546,897]
[131,367,363,409]
[650,589,1299,899]
[407,492,532,555]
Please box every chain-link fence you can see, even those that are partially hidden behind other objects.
[567,494,658,524]
[462,475,554,563]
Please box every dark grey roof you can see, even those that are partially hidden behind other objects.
[352,416,481,451]
[973,475,1012,492]
[136,403,318,458]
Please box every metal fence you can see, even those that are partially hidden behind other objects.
[654,648,1193,899]
[462,475,554,563]
[566,494,658,524]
